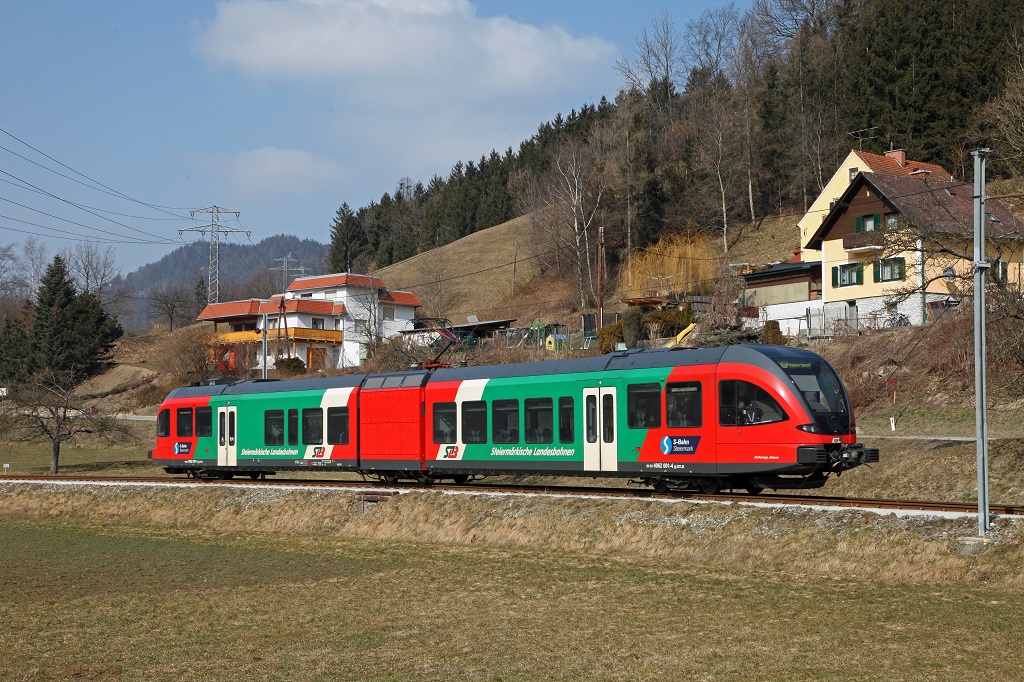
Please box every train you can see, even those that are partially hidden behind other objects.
[150,344,878,493]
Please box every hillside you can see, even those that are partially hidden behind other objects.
[374,210,800,327]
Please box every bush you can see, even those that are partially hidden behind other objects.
[762,320,784,345]
[276,357,307,375]
[623,308,643,348]
[598,321,624,353]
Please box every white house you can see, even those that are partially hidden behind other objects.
[198,272,421,371]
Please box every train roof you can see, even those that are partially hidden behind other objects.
[162,345,828,402]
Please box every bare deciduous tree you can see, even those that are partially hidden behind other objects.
[21,237,48,300]
[148,284,191,331]
[528,139,607,309]
[0,370,130,474]
[62,242,119,302]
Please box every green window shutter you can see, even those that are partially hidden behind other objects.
[873,261,881,283]
[873,214,881,230]
[856,264,864,285]
[855,216,863,233]
[897,257,905,280]
[832,266,839,288]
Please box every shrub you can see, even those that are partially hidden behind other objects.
[762,320,784,345]
[623,308,643,348]
[276,357,307,375]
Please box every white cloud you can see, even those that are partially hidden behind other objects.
[194,0,618,101]
[222,147,347,197]
[192,0,621,206]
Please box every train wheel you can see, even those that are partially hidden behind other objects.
[219,471,235,480]
[451,475,469,485]
[744,483,764,495]
[699,479,721,494]
[382,474,400,484]
[652,479,669,493]
[250,473,262,480]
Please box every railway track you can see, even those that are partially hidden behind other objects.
[5,474,1023,517]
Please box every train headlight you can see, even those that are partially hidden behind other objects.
[796,423,820,434]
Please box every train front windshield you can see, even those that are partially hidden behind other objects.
[775,358,852,435]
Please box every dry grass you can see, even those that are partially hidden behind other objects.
[377,215,542,324]
[617,232,720,298]
[2,487,1024,680]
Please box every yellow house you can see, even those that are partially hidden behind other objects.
[804,172,1024,330]
[798,149,951,264]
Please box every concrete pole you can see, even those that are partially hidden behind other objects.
[973,149,991,537]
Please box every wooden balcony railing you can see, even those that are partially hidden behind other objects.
[214,328,345,345]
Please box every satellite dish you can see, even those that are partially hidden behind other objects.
[467,315,479,323]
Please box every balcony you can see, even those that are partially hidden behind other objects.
[842,231,884,253]
[214,328,345,345]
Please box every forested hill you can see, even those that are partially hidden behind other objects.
[122,234,327,299]
[325,0,1024,279]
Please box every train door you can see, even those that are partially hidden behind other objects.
[582,386,618,472]
[217,405,238,467]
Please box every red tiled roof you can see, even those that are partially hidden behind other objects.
[257,299,347,316]
[381,290,422,307]
[287,273,386,291]
[853,150,951,179]
[197,299,264,321]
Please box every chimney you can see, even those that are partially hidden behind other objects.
[885,149,907,167]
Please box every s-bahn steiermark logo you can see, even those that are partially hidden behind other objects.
[173,442,191,455]
[660,436,699,455]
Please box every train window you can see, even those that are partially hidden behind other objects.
[433,402,457,444]
[157,409,170,438]
[288,409,298,445]
[558,397,574,443]
[492,400,519,444]
[364,377,385,389]
[585,395,597,443]
[666,382,702,428]
[525,398,553,444]
[602,394,615,443]
[383,376,405,388]
[462,401,487,444]
[219,412,225,446]
[627,383,661,429]
[176,408,193,437]
[302,408,324,445]
[719,380,787,426]
[327,407,349,445]
[265,410,284,446]
[196,407,213,438]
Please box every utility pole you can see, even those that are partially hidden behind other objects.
[972,149,992,538]
[597,226,604,331]
[179,205,247,304]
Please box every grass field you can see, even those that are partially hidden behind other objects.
[1,486,1023,681]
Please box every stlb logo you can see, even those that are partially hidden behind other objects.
[313,446,326,458]
[444,445,459,459]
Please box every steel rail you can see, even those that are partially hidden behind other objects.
[4,474,1022,516]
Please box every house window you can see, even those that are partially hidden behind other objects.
[312,318,325,330]
[990,259,1009,283]
[383,305,395,321]
[874,257,905,283]
[856,214,879,232]
[849,167,859,182]
[944,266,956,281]
[885,213,899,229]
[301,293,312,298]
[832,263,863,288]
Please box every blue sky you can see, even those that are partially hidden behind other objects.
[0,0,745,277]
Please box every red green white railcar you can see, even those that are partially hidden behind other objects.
[150,345,878,493]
